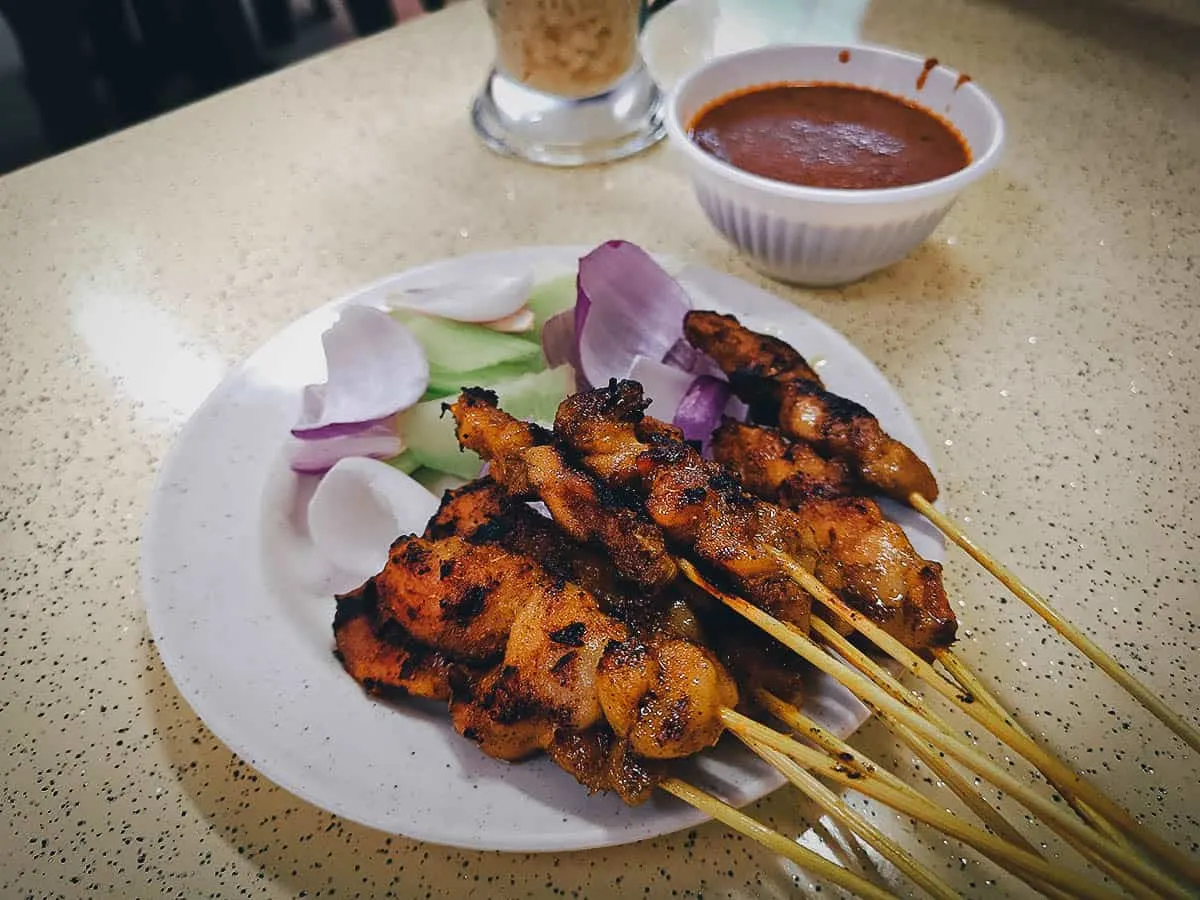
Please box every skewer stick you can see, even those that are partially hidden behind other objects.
[742,738,963,900]
[682,563,1191,900]
[770,550,1200,884]
[747,698,1073,900]
[933,646,1131,851]
[808,623,1161,900]
[813,611,1156,882]
[720,710,1125,900]
[757,687,1042,859]
[658,778,900,900]
[910,492,1200,756]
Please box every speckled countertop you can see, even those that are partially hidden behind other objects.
[1,0,1197,897]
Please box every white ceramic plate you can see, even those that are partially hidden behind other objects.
[140,246,943,852]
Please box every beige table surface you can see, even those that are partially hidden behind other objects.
[1,1,1198,897]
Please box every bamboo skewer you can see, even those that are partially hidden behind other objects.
[721,710,1126,900]
[757,686,1041,858]
[806,623,1166,900]
[933,646,1131,851]
[756,691,1077,900]
[658,778,900,900]
[910,492,1200,756]
[770,550,1200,885]
[683,563,1192,900]
[743,738,963,900]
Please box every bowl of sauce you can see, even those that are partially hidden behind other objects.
[665,44,1005,286]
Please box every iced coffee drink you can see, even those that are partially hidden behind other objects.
[486,0,643,98]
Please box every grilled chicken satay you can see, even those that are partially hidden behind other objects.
[432,477,805,712]
[332,580,461,701]
[370,493,742,801]
[338,474,808,804]
[713,421,957,649]
[712,419,858,505]
[449,388,678,591]
[684,310,939,502]
[554,380,814,630]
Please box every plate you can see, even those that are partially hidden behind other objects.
[140,246,943,851]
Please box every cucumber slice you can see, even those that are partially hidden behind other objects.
[412,467,468,498]
[524,274,578,335]
[393,310,542,373]
[399,366,575,479]
[426,358,546,397]
[383,450,421,474]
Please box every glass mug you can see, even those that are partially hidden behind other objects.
[471,0,672,166]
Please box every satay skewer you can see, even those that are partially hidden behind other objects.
[768,554,1200,892]
[360,486,953,895]
[682,561,1193,900]
[804,621,1165,900]
[685,308,1200,756]
[447,387,1187,893]
[739,737,1081,900]
[770,550,1200,887]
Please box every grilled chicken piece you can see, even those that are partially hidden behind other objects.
[800,497,956,648]
[386,492,737,798]
[332,581,458,701]
[545,726,663,806]
[555,381,813,630]
[450,665,553,761]
[711,420,857,504]
[375,535,546,664]
[597,638,737,759]
[425,477,511,540]
[502,579,629,731]
[682,309,824,389]
[684,310,939,502]
[427,476,709,647]
[449,389,678,591]
[712,420,956,649]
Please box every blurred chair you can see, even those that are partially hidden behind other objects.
[343,0,396,35]
[0,0,443,158]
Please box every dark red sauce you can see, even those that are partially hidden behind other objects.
[837,49,851,64]
[688,82,971,190]
[955,73,972,90]
[916,57,938,90]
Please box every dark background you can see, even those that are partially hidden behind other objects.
[0,0,441,176]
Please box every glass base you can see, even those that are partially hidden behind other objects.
[470,63,666,167]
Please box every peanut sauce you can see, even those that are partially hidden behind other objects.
[688,82,971,190]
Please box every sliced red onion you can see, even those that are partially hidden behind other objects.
[629,356,733,450]
[385,271,534,323]
[541,308,589,390]
[289,419,405,474]
[576,241,694,385]
[307,457,440,579]
[293,305,428,434]
[541,308,575,369]
[573,271,590,344]
[662,337,699,371]
[673,375,732,447]
[628,355,696,419]
[290,415,394,441]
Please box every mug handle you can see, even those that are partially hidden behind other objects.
[641,0,681,27]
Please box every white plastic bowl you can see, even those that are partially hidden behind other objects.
[665,43,1006,286]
